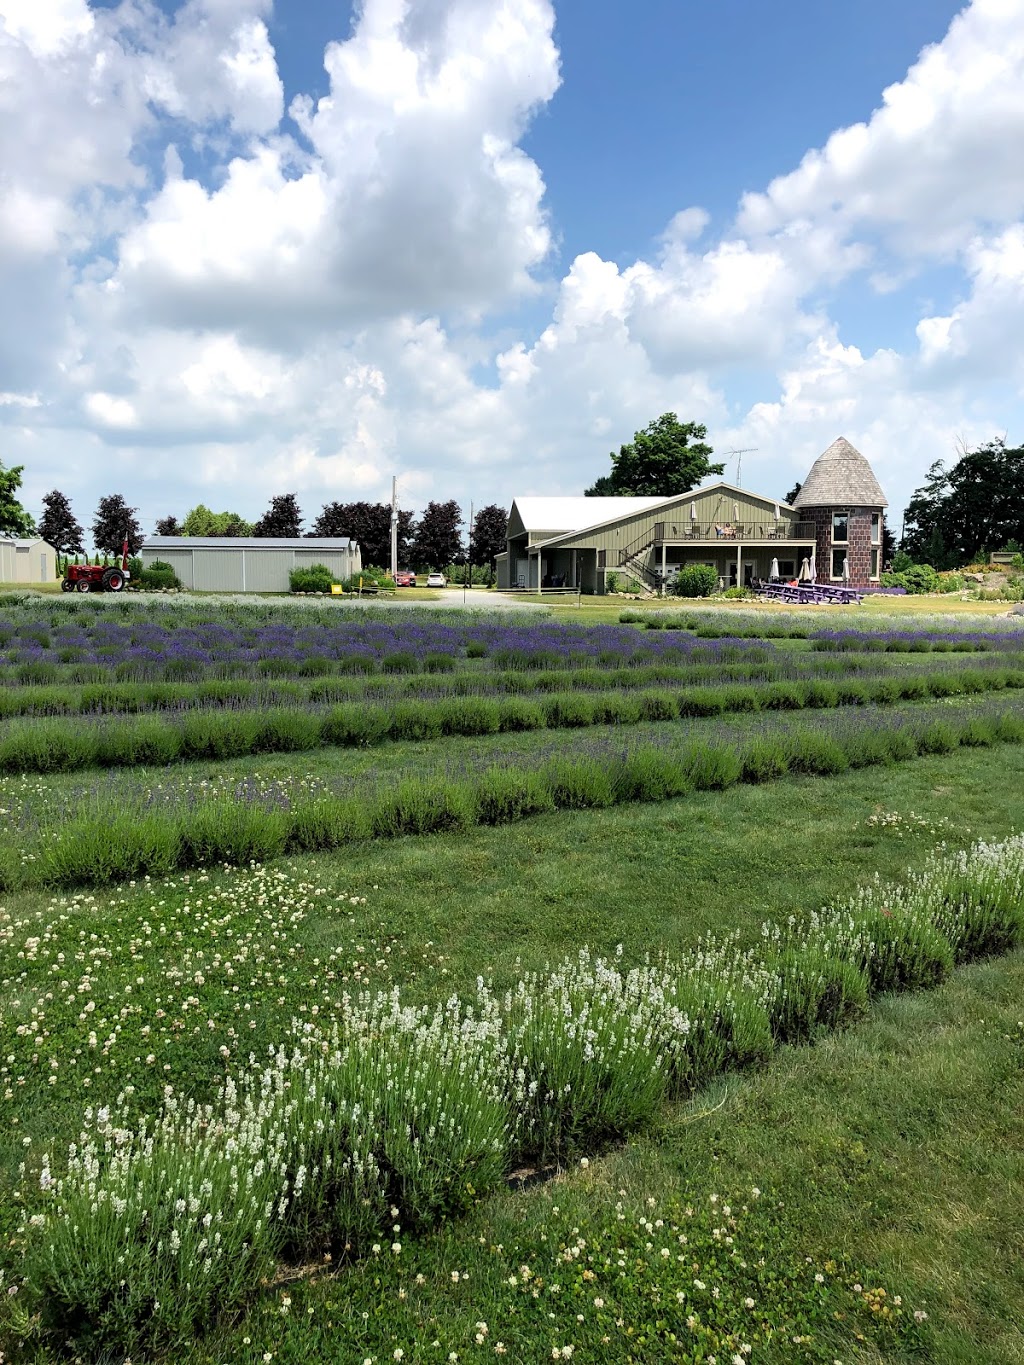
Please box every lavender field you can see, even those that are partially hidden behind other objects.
[2,594,1024,1364]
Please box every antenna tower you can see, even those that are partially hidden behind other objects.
[726,447,757,485]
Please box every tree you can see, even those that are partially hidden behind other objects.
[92,494,144,557]
[902,441,1024,567]
[0,460,35,537]
[783,480,802,505]
[155,515,182,536]
[37,489,84,557]
[181,504,253,537]
[584,414,723,496]
[411,500,463,570]
[471,504,508,570]
[310,501,415,564]
[252,493,303,538]
[882,513,897,569]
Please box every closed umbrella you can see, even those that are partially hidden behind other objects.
[770,557,780,581]
[774,503,781,521]
[842,557,850,584]
[733,502,740,521]
[690,501,697,520]
[799,557,811,581]
[809,550,817,581]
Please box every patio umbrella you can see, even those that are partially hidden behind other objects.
[690,501,697,520]
[799,557,811,581]
[733,502,740,521]
[770,557,780,581]
[774,502,781,521]
[842,557,850,584]
[809,550,817,581]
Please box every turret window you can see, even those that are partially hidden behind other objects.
[832,511,850,542]
[871,513,881,544]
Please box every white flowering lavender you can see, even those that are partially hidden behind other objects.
[491,948,683,1160]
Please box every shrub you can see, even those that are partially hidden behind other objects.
[673,564,718,598]
[502,951,672,1161]
[289,562,336,593]
[476,767,555,824]
[140,560,182,590]
[767,946,869,1045]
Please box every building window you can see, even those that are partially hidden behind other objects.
[831,548,847,579]
[832,511,850,542]
[778,560,795,578]
[871,548,880,579]
[871,512,881,544]
[597,550,606,568]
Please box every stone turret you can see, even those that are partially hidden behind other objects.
[794,438,887,588]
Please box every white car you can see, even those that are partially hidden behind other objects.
[426,572,446,588]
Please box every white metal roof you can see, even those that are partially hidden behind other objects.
[141,536,355,549]
[511,496,671,533]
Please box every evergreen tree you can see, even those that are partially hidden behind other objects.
[471,504,508,570]
[584,414,723,496]
[411,500,463,569]
[310,501,415,564]
[37,489,85,556]
[252,493,303,538]
[0,460,35,537]
[92,494,144,556]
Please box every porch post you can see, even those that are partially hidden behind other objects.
[572,548,577,587]
[736,544,743,588]
[661,543,667,594]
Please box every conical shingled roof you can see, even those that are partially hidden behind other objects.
[793,437,887,509]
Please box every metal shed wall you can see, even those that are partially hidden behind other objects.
[0,539,57,583]
[140,543,361,592]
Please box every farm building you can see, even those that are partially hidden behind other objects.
[0,536,59,584]
[496,437,887,593]
[139,537,362,593]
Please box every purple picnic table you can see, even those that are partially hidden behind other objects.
[757,581,862,605]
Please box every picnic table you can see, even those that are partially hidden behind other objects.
[757,581,862,605]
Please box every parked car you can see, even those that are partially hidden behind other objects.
[394,570,417,587]
[426,572,446,588]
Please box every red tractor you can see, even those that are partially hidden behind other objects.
[62,540,132,593]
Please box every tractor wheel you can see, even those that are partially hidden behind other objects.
[61,578,74,592]
[76,579,92,593]
[102,569,125,592]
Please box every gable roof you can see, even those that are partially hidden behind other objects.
[530,481,797,551]
[793,438,888,509]
[141,536,355,550]
[510,496,671,534]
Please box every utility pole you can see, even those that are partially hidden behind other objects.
[390,476,398,581]
[464,501,473,604]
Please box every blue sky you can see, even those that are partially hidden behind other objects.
[1,0,1022,538]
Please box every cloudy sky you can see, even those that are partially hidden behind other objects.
[2,0,1023,538]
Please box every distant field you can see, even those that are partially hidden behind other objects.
[1,594,1022,1363]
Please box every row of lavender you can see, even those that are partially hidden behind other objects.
[0,613,774,680]
[3,694,1023,889]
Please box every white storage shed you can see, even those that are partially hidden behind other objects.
[0,537,59,584]
[139,537,362,593]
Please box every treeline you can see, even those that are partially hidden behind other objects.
[30,488,509,574]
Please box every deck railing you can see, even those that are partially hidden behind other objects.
[652,520,816,542]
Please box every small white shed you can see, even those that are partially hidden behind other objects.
[0,537,59,584]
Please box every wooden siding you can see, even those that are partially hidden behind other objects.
[538,487,790,556]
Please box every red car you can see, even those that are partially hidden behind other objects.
[394,570,417,587]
